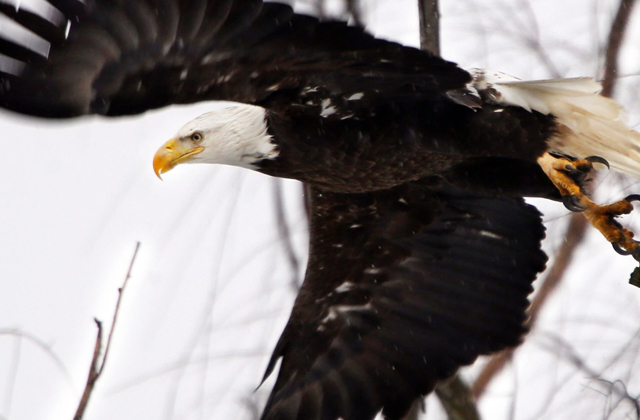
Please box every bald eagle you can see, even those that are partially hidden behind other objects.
[1,1,640,420]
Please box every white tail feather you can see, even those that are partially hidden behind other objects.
[470,69,640,178]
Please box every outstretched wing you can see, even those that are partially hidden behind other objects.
[0,0,469,118]
[261,183,547,420]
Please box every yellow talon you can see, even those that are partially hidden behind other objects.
[538,152,640,260]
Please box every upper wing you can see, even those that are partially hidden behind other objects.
[261,183,547,420]
[0,0,469,118]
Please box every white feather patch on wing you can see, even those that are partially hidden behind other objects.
[469,69,640,179]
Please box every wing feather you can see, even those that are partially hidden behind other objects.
[261,184,546,420]
[0,0,469,117]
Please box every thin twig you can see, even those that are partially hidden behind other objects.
[542,334,640,417]
[273,179,303,290]
[0,328,72,385]
[471,0,637,400]
[4,335,21,416]
[74,320,103,420]
[99,242,140,376]
[73,242,141,420]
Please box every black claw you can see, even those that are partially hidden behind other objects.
[625,194,640,203]
[612,241,640,260]
[613,242,633,256]
[550,151,575,161]
[563,195,587,212]
[563,165,588,183]
[563,165,582,175]
[585,156,610,169]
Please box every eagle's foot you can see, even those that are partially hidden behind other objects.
[583,195,640,260]
[538,152,609,212]
[538,152,640,261]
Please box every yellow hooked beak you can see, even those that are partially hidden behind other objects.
[153,138,205,179]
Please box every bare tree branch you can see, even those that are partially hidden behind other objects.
[345,0,364,26]
[435,377,481,420]
[74,319,103,420]
[0,328,72,386]
[99,242,139,377]
[3,334,20,417]
[602,0,637,97]
[542,333,640,417]
[418,0,440,55]
[471,0,638,400]
[74,242,140,420]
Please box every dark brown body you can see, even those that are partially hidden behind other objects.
[261,96,558,196]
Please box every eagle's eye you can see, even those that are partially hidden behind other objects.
[190,132,203,142]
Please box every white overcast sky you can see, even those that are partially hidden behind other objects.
[1,1,640,420]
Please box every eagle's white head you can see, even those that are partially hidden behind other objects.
[153,104,279,178]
